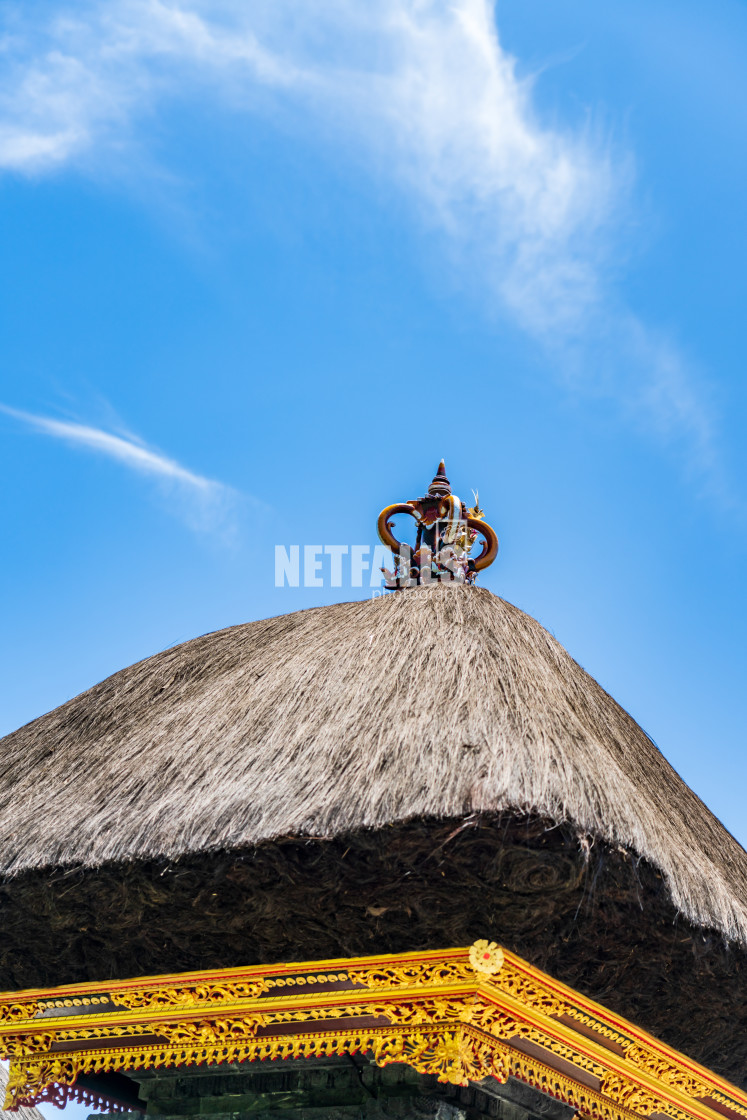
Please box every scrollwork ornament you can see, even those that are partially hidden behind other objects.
[623,1044,709,1099]
[156,1017,263,1047]
[353,960,473,990]
[372,1025,507,1086]
[495,964,571,1018]
[504,1049,650,1120]
[0,1001,39,1025]
[1,1032,54,1060]
[5,1056,79,1110]
[600,1073,686,1118]
[110,979,270,1011]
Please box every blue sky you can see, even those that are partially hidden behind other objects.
[1,0,747,943]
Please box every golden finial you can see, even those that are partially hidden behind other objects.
[377,461,499,589]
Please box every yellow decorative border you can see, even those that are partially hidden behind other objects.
[0,942,743,1120]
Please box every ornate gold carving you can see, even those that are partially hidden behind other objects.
[54,1021,168,1044]
[373,1024,508,1086]
[0,1001,39,1024]
[601,1074,690,1120]
[379,998,476,1028]
[260,1002,378,1027]
[38,995,108,1010]
[109,971,352,1016]
[156,1017,262,1047]
[3,939,746,1120]
[456,1000,606,1079]
[0,1015,719,1120]
[5,1056,79,1109]
[617,1043,747,1120]
[454,1000,520,1038]
[601,1074,664,1116]
[245,1028,374,1064]
[562,1017,747,1120]
[493,961,571,1019]
[110,978,270,1011]
[353,960,473,990]
[623,1044,710,1099]
[522,1026,608,1079]
[1,1033,54,1059]
[504,1048,638,1120]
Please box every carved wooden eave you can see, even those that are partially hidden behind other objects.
[0,941,744,1120]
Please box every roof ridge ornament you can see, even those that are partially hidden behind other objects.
[377,461,499,589]
[427,458,452,497]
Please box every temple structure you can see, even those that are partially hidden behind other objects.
[1,465,746,1120]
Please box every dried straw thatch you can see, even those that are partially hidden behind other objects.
[1,583,744,942]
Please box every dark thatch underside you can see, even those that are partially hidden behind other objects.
[1,587,746,1083]
[1,815,747,1087]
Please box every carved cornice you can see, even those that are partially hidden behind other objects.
[0,941,743,1120]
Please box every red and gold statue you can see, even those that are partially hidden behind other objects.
[377,460,499,587]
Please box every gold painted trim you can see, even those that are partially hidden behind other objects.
[0,942,743,1120]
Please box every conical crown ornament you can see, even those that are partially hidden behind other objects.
[427,459,452,497]
[377,461,498,589]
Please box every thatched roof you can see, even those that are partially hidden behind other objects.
[1,583,744,943]
[4,583,747,1083]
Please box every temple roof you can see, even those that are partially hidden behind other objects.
[2,583,745,945]
[4,583,747,1081]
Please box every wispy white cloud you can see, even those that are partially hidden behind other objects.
[0,0,723,490]
[0,403,239,534]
